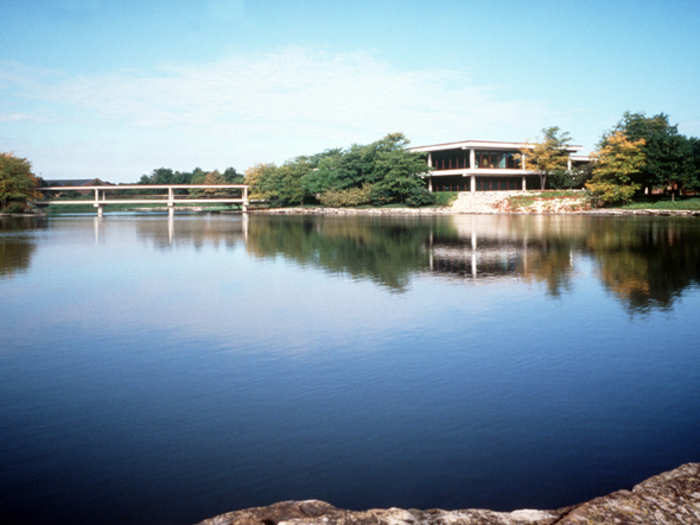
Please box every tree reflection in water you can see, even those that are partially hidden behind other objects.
[3,214,698,313]
[245,214,700,312]
[0,217,46,278]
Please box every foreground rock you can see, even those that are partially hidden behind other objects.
[197,463,700,524]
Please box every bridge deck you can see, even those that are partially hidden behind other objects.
[41,184,251,214]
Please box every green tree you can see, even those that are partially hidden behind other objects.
[615,112,696,197]
[0,153,41,212]
[369,146,433,206]
[222,167,244,184]
[520,127,573,190]
[585,131,646,206]
[248,133,432,207]
[691,137,700,190]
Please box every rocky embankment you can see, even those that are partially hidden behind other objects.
[198,463,700,524]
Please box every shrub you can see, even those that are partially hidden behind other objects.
[585,181,640,207]
[319,184,373,207]
[3,202,27,213]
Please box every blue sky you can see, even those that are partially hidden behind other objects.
[2,0,699,182]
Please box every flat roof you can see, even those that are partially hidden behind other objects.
[407,139,582,153]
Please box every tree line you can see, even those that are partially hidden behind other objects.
[523,113,700,205]
[244,132,434,207]
[2,111,700,212]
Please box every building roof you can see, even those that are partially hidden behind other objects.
[407,139,582,153]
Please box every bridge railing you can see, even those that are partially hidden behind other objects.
[41,184,251,215]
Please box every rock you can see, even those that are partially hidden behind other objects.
[555,462,700,524]
[196,463,700,524]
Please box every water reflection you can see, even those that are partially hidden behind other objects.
[246,215,431,290]
[583,218,700,311]
[0,217,47,278]
[245,215,700,311]
[2,214,699,312]
[132,213,247,250]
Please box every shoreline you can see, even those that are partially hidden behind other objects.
[198,462,700,524]
[250,206,700,216]
[3,206,699,218]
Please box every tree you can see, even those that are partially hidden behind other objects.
[614,112,696,197]
[691,137,700,190]
[0,153,41,212]
[520,127,572,190]
[190,170,228,197]
[222,167,244,184]
[585,131,646,206]
[369,146,433,206]
[246,133,433,207]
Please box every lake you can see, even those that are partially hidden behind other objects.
[1,213,699,525]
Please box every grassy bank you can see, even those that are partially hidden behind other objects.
[430,191,459,207]
[621,198,700,210]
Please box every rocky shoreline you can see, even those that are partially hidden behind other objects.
[198,462,700,524]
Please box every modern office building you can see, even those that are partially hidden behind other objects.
[407,139,590,192]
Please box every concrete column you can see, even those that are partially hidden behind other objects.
[470,174,476,193]
[428,176,433,192]
[522,175,527,191]
[567,157,572,172]
[168,187,174,208]
[521,153,527,171]
[427,152,432,168]
[242,186,249,212]
[97,205,103,217]
[469,148,476,169]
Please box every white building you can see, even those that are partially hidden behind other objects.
[408,139,591,192]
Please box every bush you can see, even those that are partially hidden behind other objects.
[319,184,373,207]
[432,191,459,207]
[369,175,434,207]
[2,202,27,213]
[585,181,640,207]
[404,187,435,207]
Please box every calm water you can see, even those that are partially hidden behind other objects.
[1,213,699,524]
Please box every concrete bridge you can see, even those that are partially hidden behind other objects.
[41,184,250,216]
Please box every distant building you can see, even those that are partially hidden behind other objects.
[407,139,591,192]
[43,178,112,187]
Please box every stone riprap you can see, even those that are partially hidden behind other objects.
[197,463,700,525]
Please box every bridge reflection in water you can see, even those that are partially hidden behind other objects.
[90,211,249,247]
[3,213,700,313]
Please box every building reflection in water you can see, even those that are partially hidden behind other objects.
[2,213,699,313]
[427,215,576,297]
[245,214,700,312]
